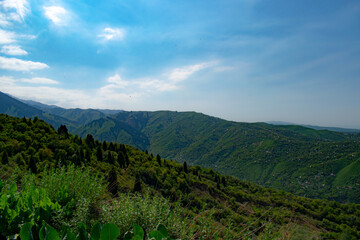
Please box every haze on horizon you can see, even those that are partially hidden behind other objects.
[0,0,359,129]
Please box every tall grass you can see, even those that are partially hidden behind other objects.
[38,165,107,230]
[39,165,107,203]
[101,193,187,237]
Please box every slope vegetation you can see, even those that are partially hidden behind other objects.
[1,114,360,239]
[75,111,360,203]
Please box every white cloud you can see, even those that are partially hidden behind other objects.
[0,56,49,71]
[20,77,59,85]
[0,0,30,24]
[43,6,69,26]
[106,74,129,87]
[98,28,125,41]
[0,29,16,44]
[1,45,27,55]
[0,61,216,109]
[99,62,215,100]
[168,62,214,82]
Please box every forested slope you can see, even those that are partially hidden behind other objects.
[1,114,360,239]
[75,111,360,203]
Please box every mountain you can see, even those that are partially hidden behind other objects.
[2,92,360,203]
[267,121,360,133]
[1,114,360,239]
[20,98,123,125]
[0,91,75,129]
[75,111,360,203]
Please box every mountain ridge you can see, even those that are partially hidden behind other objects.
[1,91,359,203]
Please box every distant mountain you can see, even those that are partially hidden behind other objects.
[0,91,75,129]
[20,98,123,126]
[20,99,59,109]
[75,111,360,203]
[267,121,360,133]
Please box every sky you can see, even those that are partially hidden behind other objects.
[0,0,359,128]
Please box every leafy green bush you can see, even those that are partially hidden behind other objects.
[101,193,185,238]
[20,221,173,240]
[39,165,108,230]
[0,179,60,238]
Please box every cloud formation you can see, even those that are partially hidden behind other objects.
[168,62,214,82]
[43,6,69,26]
[99,62,215,101]
[20,77,59,85]
[98,27,125,41]
[1,45,28,55]
[0,29,16,44]
[0,0,29,25]
[0,56,49,71]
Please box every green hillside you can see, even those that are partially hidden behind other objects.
[0,91,76,130]
[1,114,360,239]
[75,111,360,203]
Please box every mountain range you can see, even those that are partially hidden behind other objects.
[1,91,359,203]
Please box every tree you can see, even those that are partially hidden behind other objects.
[133,174,142,193]
[57,125,69,138]
[29,155,37,174]
[117,152,125,168]
[1,151,9,164]
[107,167,119,196]
[107,152,114,165]
[96,145,103,162]
[156,154,161,165]
[183,161,188,173]
[85,134,95,148]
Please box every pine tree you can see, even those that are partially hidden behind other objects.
[96,145,103,162]
[107,167,119,196]
[57,125,69,138]
[117,152,125,168]
[183,161,188,173]
[133,174,142,193]
[29,155,37,174]
[107,152,114,165]
[1,151,9,164]
[85,134,95,148]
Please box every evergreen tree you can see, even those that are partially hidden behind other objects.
[133,174,142,193]
[103,141,107,151]
[117,152,125,168]
[157,155,162,166]
[107,167,119,196]
[107,152,114,165]
[1,151,9,164]
[183,161,188,173]
[96,145,103,162]
[57,125,69,138]
[109,142,115,151]
[85,134,95,148]
[222,177,226,186]
[29,155,37,174]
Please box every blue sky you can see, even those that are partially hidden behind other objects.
[0,0,359,128]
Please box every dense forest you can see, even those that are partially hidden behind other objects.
[1,114,360,239]
[74,111,360,203]
[1,91,359,204]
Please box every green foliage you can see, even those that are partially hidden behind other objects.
[0,179,60,238]
[1,114,360,239]
[74,111,360,203]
